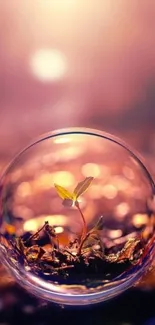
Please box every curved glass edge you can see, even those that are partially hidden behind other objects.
[0,127,155,305]
[0,241,155,306]
[0,127,155,193]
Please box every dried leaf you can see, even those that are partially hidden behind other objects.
[26,245,45,263]
[105,238,140,264]
[105,253,118,263]
[54,184,73,200]
[117,238,140,262]
[15,237,25,254]
[80,247,94,256]
[41,253,54,263]
[93,250,105,260]
[73,177,94,199]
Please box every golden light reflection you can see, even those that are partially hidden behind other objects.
[51,171,74,187]
[24,219,36,232]
[32,172,53,191]
[113,232,137,245]
[141,214,154,240]
[77,197,86,208]
[107,229,122,239]
[56,146,84,161]
[132,213,148,228]
[55,226,64,234]
[53,136,70,144]
[102,184,117,199]
[16,182,32,197]
[82,163,101,178]
[115,202,130,219]
[24,214,67,232]
[30,49,67,82]
[32,171,74,192]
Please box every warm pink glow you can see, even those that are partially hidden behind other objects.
[30,49,67,82]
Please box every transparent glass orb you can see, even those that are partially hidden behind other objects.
[0,128,155,306]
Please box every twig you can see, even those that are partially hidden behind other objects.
[55,265,74,271]
[64,249,76,259]
[25,224,45,243]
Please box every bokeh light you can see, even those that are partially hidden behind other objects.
[30,49,67,82]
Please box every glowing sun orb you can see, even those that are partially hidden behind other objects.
[30,49,67,82]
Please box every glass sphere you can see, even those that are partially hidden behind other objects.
[0,128,155,306]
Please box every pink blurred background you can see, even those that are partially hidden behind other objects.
[1,1,155,305]
[1,0,155,167]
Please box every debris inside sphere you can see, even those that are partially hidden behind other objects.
[6,177,146,285]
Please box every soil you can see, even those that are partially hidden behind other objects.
[8,222,144,286]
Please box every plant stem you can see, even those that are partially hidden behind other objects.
[77,232,91,256]
[55,236,60,250]
[76,202,87,239]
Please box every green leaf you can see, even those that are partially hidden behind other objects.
[54,184,73,200]
[73,177,94,199]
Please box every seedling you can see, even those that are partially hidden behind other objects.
[10,177,144,283]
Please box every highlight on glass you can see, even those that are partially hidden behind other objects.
[0,128,155,305]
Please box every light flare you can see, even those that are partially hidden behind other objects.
[102,184,117,199]
[30,49,67,82]
[132,213,148,228]
[82,163,101,178]
[115,202,130,219]
[24,214,67,232]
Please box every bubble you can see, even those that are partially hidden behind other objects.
[0,128,155,306]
